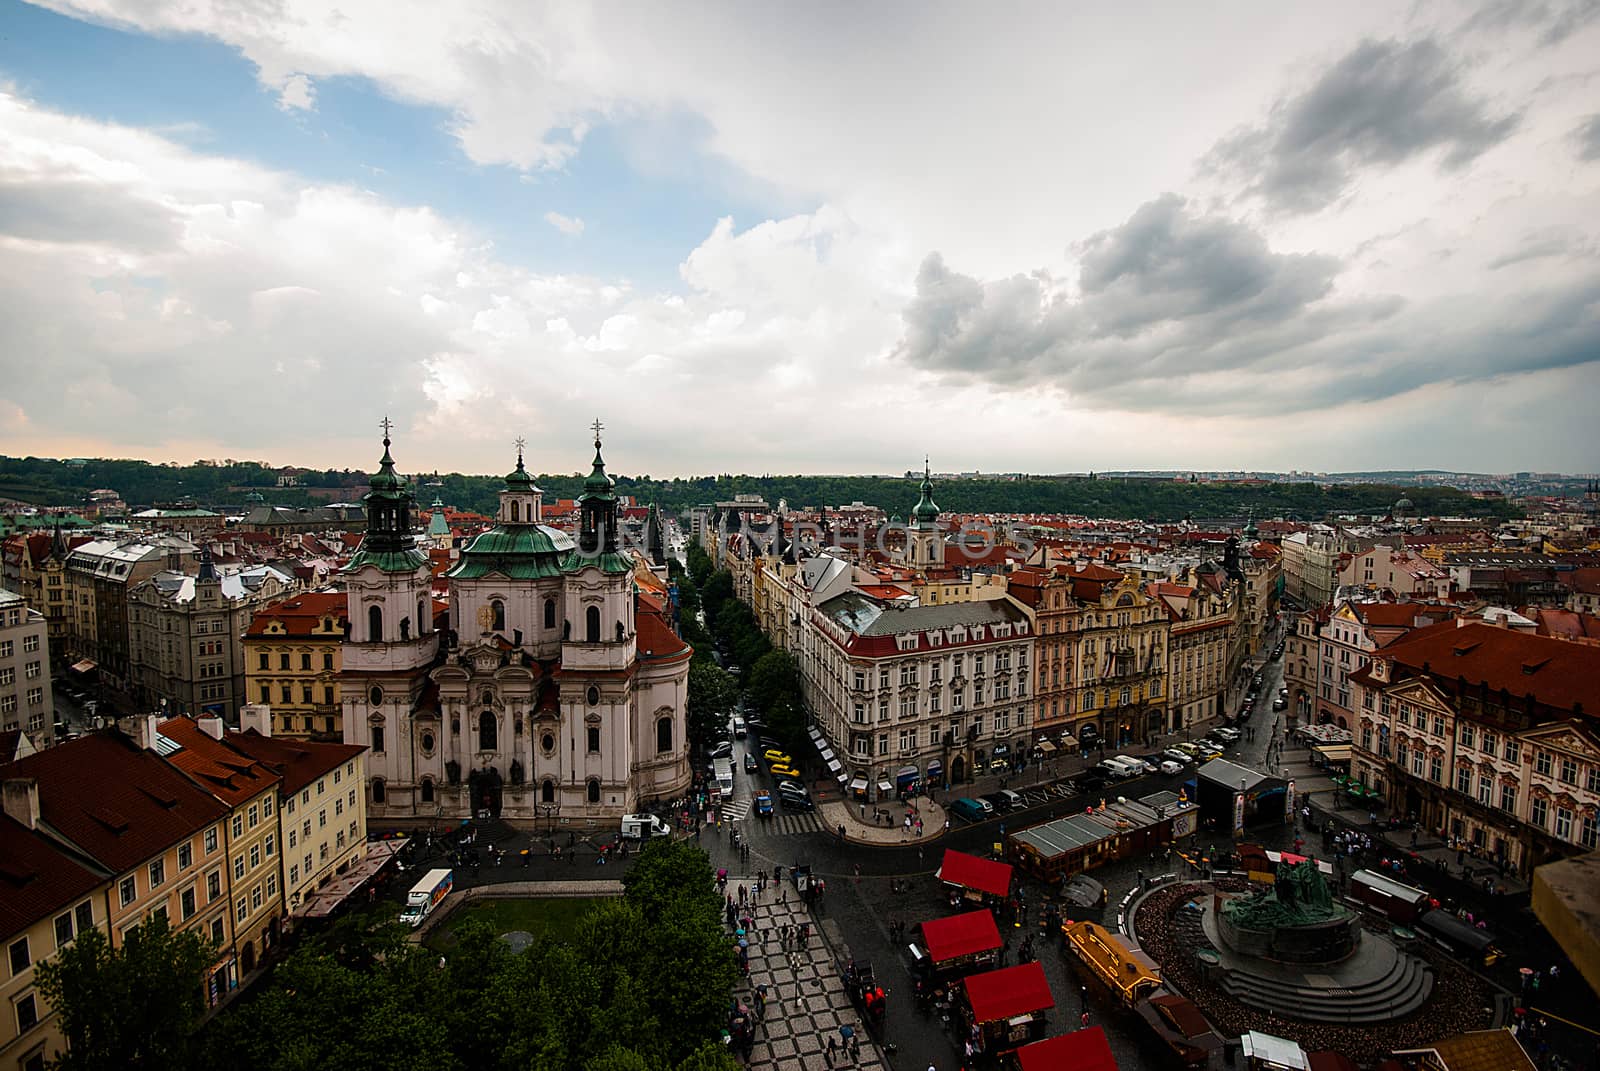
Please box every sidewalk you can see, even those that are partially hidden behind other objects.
[820,795,946,847]
[724,873,889,1070]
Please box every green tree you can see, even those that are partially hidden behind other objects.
[35,915,215,1071]
[746,650,805,745]
[687,660,738,745]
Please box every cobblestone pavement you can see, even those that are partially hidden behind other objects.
[722,873,889,1071]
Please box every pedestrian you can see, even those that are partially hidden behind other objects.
[827,1036,837,1065]
[1081,1009,1090,1029]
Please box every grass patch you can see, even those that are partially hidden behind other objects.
[425,897,605,953]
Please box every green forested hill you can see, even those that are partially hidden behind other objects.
[1,455,1514,522]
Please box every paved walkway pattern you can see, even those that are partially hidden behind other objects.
[723,872,889,1071]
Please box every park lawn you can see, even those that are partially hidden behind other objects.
[426,898,605,953]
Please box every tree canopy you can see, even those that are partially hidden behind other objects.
[34,914,216,1071]
[199,840,739,1071]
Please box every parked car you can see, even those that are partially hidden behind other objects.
[777,779,807,796]
[950,797,994,822]
[980,792,1014,814]
[763,749,793,765]
[770,763,800,779]
[1213,727,1241,742]
[732,716,747,738]
[995,788,1023,811]
[754,792,774,817]
[777,789,814,812]
[757,736,782,752]
[1194,745,1224,762]
[1162,748,1194,766]
[744,754,759,773]
[1272,697,1288,711]
[1159,760,1185,776]
[709,740,734,760]
[1171,742,1201,759]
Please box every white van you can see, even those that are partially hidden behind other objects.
[620,814,672,840]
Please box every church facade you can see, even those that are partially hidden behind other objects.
[340,427,693,824]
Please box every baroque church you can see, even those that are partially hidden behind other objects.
[339,425,693,822]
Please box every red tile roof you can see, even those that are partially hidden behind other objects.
[157,718,281,806]
[1,732,228,874]
[225,730,367,797]
[637,598,691,663]
[920,909,1002,964]
[0,813,107,943]
[245,591,349,637]
[1381,621,1600,714]
[963,961,1054,1024]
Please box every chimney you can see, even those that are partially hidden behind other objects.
[239,704,272,738]
[197,714,225,740]
[118,714,160,751]
[3,779,40,830]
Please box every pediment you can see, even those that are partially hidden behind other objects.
[1522,724,1600,760]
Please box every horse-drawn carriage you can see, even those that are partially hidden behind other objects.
[842,960,887,1030]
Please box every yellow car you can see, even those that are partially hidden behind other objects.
[770,763,800,779]
[763,749,792,765]
[1195,747,1224,763]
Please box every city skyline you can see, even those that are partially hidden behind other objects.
[2,1,1599,476]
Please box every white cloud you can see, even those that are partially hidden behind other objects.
[276,73,317,112]
[543,210,584,237]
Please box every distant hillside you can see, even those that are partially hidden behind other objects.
[0,456,1517,522]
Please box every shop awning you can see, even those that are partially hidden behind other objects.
[876,779,894,796]
[70,659,96,673]
[963,961,1054,1025]
[1311,743,1352,763]
[935,849,1014,898]
[826,758,843,773]
[920,909,1001,964]
[1035,739,1057,753]
[1016,1028,1116,1071]
[849,776,868,794]
[295,841,400,918]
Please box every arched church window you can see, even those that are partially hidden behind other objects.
[544,598,556,630]
[586,778,601,804]
[510,500,521,523]
[421,778,435,803]
[368,605,383,642]
[399,617,411,640]
[479,710,497,750]
[656,716,672,754]
[491,599,505,632]
[585,606,600,643]
[371,778,385,803]
[418,599,428,633]
[541,779,555,803]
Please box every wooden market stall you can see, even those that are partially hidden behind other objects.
[914,909,1002,980]
[959,961,1055,1056]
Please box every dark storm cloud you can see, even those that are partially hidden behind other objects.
[894,196,1600,417]
[1204,38,1520,214]
[1573,114,1600,161]
[0,166,182,250]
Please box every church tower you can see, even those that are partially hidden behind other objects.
[340,422,439,815]
[908,457,945,569]
[499,440,543,525]
[560,422,639,812]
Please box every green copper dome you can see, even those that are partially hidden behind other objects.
[582,440,614,497]
[367,435,406,499]
[911,459,940,524]
[506,446,539,492]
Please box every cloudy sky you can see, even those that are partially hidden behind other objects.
[1,1,1597,477]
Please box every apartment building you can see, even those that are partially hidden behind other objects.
[1313,600,1456,729]
[226,706,369,923]
[1152,576,1233,736]
[63,536,197,697]
[156,717,284,976]
[243,592,350,739]
[809,594,1033,787]
[0,728,238,1017]
[128,555,294,721]
[0,591,52,750]
[1337,546,1453,600]
[0,810,107,1071]
[1348,620,1600,877]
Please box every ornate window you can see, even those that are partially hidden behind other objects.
[586,685,600,707]
[368,605,382,642]
[542,780,555,803]
[544,598,556,629]
[656,716,672,754]
[587,725,601,753]
[541,732,556,754]
[420,778,434,803]
[585,606,601,643]
[510,500,521,523]
[491,600,506,632]
[420,729,436,754]
[586,778,601,804]
[479,710,498,750]
[418,599,428,633]
[369,685,383,707]
[371,778,385,803]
